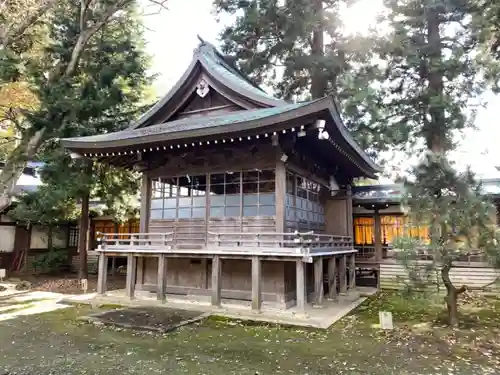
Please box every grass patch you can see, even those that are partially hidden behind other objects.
[0,303,36,315]
[0,292,498,374]
[0,297,52,308]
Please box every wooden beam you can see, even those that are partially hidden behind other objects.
[346,185,354,237]
[327,257,337,300]
[339,254,347,295]
[110,256,116,277]
[125,254,137,299]
[349,253,356,291]
[96,252,107,295]
[275,158,286,233]
[137,174,152,290]
[374,209,383,262]
[296,259,306,312]
[313,257,324,306]
[211,255,222,306]
[251,256,262,311]
[157,254,167,302]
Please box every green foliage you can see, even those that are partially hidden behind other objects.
[396,153,500,324]
[470,0,500,60]
[377,0,500,153]
[213,0,390,155]
[9,4,150,225]
[32,248,70,275]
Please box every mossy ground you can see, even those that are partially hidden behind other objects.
[0,291,498,374]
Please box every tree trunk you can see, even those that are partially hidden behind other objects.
[47,225,53,251]
[77,160,92,279]
[310,0,326,99]
[446,288,459,327]
[425,5,446,153]
[441,262,466,327]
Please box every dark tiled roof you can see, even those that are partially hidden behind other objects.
[353,179,500,204]
[126,38,284,131]
[61,101,314,146]
[197,41,281,105]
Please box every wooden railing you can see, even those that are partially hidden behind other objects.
[96,231,354,257]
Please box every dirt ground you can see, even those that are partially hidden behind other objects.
[0,291,499,374]
[18,274,126,294]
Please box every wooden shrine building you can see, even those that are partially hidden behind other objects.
[61,38,381,311]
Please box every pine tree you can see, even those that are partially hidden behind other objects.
[378,0,500,326]
[213,0,391,154]
[0,0,167,211]
[471,0,500,59]
[9,4,152,278]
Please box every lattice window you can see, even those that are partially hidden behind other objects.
[68,226,79,247]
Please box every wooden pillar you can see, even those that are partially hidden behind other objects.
[296,259,306,311]
[137,174,152,289]
[327,256,337,300]
[374,208,383,262]
[339,254,347,294]
[211,255,222,306]
[346,185,354,237]
[111,223,119,277]
[157,254,167,302]
[275,159,287,233]
[96,252,107,295]
[110,257,117,277]
[251,256,262,311]
[125,254,137,299]
[313,257,324,305]
[349,253,356,291]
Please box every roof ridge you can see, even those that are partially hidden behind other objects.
[195,36,269,95]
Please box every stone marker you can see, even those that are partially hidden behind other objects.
[379,311,393,330]
[0,269,5,282]
[81,278,88,294]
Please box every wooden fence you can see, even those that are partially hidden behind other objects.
[380,260,500,293]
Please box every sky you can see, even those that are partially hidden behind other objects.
[141,0,500,182]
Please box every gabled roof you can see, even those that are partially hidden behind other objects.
[128,37,285,130]
[352,179,500,206]
[60,38,383,179]
[61,96,382,178]
[62,101,311,148]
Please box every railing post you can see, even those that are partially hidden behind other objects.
[293,231,302,254]
[131,234,136,246]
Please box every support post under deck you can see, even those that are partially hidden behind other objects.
[125,254,137,299]
[339,254,347,295]
[349,253,356,291]
[211,255,221,306]
[251,256,262,311]
[313,257,324,306]
[96,252,107,295]
[327,256,337,300]
[157,254,167,302]
[296,259,306,312]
